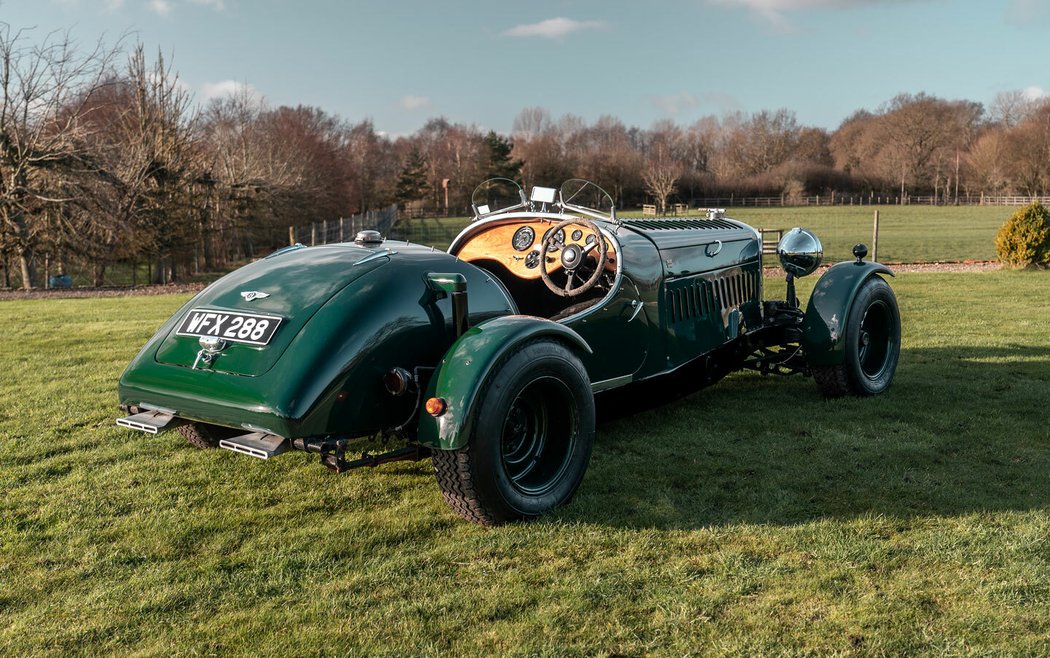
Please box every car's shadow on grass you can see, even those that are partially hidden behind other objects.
[572,345,1050,530]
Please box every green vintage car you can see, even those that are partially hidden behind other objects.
[117,179,900,525]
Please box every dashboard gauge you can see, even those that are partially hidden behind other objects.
[585,233,597,246]
[571,229,583,241]
[512,226,535,251]
[543,228,565,252]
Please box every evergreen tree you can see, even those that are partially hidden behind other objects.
[482,130,522,181]
[395,147,429,204]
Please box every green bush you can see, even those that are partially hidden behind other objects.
[995,202,1050,268]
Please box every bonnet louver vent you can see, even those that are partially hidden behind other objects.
[715,270,758,312]
[623,218,741,231]
[667,277,716,324]
[666,270,759,325]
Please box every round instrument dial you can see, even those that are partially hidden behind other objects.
[511,226,535,251]
[543,227,566,252]
[571,229,583,241]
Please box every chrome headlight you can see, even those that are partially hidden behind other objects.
[777,227,823,277]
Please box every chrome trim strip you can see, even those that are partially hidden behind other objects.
[591,374,632,393]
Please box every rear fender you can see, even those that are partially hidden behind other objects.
[417,316,592,450]
[801,261,895,366]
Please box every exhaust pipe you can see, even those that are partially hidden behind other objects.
[218,432,289,460]
[116,408,184,434]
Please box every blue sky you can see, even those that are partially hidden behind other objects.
[5,0,1049,135]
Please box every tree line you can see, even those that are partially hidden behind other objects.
[3,25,1050,289]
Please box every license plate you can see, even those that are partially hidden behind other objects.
[176,308,283,346]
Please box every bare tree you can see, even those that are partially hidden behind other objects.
[643,148,680,214]
[571,115,644,207]
[77,45,199,284]
[989,90,1044,128]
[511,107,577,190]
[1002,105,1050,196]
[0,24,122,288]
[966,129,1009,195]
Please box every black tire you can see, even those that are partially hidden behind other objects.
[176,423,238,449]
[812,276,901,397]
[432,340,595,525]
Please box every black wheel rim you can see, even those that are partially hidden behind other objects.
[500,376,577,496]
[857,299,893,379]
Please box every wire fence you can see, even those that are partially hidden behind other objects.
[687,194,1050,208]
[5,194,1028,291]
[289,205,399,246]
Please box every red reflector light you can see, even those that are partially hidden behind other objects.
[425,397,447,416]
[383,367,412,396]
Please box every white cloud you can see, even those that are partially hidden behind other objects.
[653,93,700,116]
[399,95,431,111]
[502,17,607,39]
[708,0,923,30]
[1007,0,1050,26]
[146,0,224,16]
[189,0,225,9]
[149,0,173,16]
[1023,85,1049,101]
[701,91,744,114]
[710,0,916,9]
[200,80,258,101]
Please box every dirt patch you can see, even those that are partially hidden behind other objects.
[764,260,1001,276]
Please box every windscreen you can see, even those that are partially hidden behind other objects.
[471,178,525,217]
[559,179,615,217]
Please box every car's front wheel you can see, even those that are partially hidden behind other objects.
[432,340,595,525]
[811,276,901,397]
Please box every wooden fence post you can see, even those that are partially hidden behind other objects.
[872,210,880,263]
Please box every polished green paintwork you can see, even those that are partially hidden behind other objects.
[800,260,895,366]
[415,316,591,450]
[154,246,387,376]
[659,262,763,371]
[609,222,763,380]
[120,209,885,449]
[119,242,515,438]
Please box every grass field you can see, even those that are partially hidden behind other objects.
[390,205,1011,263]
[2,270,1049,655]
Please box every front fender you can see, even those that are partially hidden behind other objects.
[417,316,592,450]
[801,261,895,366]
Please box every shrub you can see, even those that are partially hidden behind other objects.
[995,202,1050,268]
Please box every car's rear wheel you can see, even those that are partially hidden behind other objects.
[177,423,238,449]
[432,340,595,525]
[811,276,900,397]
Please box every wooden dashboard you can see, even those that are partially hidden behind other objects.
[454,220,615,280]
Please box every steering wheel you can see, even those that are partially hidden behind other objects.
[539,218,608,297]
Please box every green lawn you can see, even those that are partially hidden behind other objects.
[392,206,1010,263]
[726,205,1006,264]
[2,271,1049,655]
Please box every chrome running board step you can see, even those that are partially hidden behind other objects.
[116,410,184,435]
[219,432,289,460]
